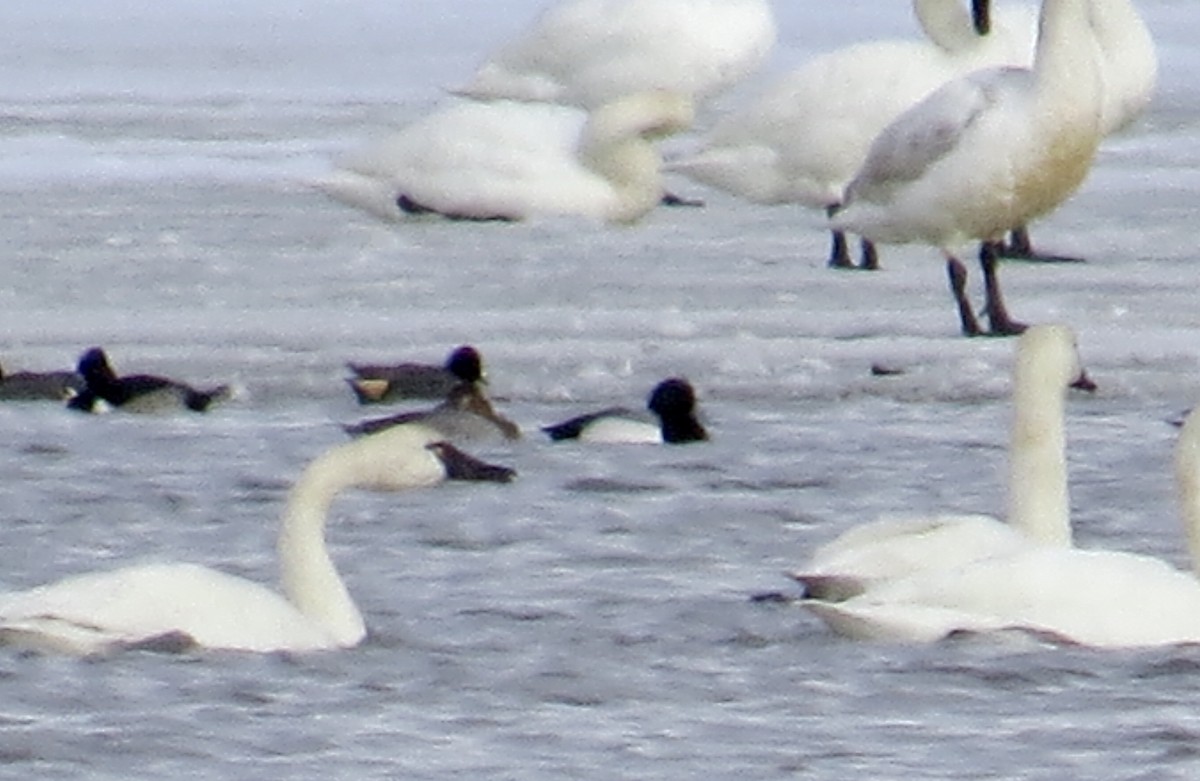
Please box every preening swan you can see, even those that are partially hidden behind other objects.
[541,377,707,444]
[793,324,1093,600]
[832,0,1104,335]
[66,347,229,413]
[347,345,486,405]
[450,0,775,109]
[0,424,515,656]
[804,406,1200,648]
[667,0,1036,269]
[318,92,693,224]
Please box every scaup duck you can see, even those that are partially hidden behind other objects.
[66,347,229,413]
[542,377,707,444]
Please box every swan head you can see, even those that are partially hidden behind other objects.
[588,91,695,143]
[1175,406,1200,578]
[324,422,516,492]
[1014,324,1094,396]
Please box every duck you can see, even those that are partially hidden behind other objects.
[803,406,1200,649]
[0,361,83,402]
[344,383,521,443]
[667,0,1036,270]
[831,0,1105,336]
[0,424,516,656]
[792,325,1093,601]
[541,377,707,444]
[347,345,485,405]
[66,347,230,413]
[450,0,775,109]
[317,91,693,225]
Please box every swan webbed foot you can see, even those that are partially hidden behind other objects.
[660,192,705,208]
[997,226,1085,264]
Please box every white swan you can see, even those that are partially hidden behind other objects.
[1091,0,1157,136]
[318,92,693,225]
[0,424,515,656]
[985,0,1158,258]
[804,407,1200,649]
[450,0,775,109]
[793,324,1091,600]
[667,0,1036,269]
[831,0,1104,335]
[974,0,1157,136]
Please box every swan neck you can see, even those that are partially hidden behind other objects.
[577,94,690,223]
[1176,415,1200,578]
[1007,370,1071,546]
[277,448,367,647]
[1032,0,1102,113]
[913,0,976,53]
[578,130,663,224]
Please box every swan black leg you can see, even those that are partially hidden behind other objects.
[828,228,854,269]
[980,241,1028,336]
[946,257,983,337]
[859,238,879,271]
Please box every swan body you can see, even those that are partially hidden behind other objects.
[806,546,1200,647]
[451,0,775,108]
[976,0,1157,135]
[804,395,1200,650]
[319,92,693,225]
[667,0,1035,267]
[347,345,485,405]
[345,384,521,443]
[671,0,1035,209]
[832,0,1104,334]
[794,325,1091,599]
[0,424,515,655]
[542,377,708,444]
